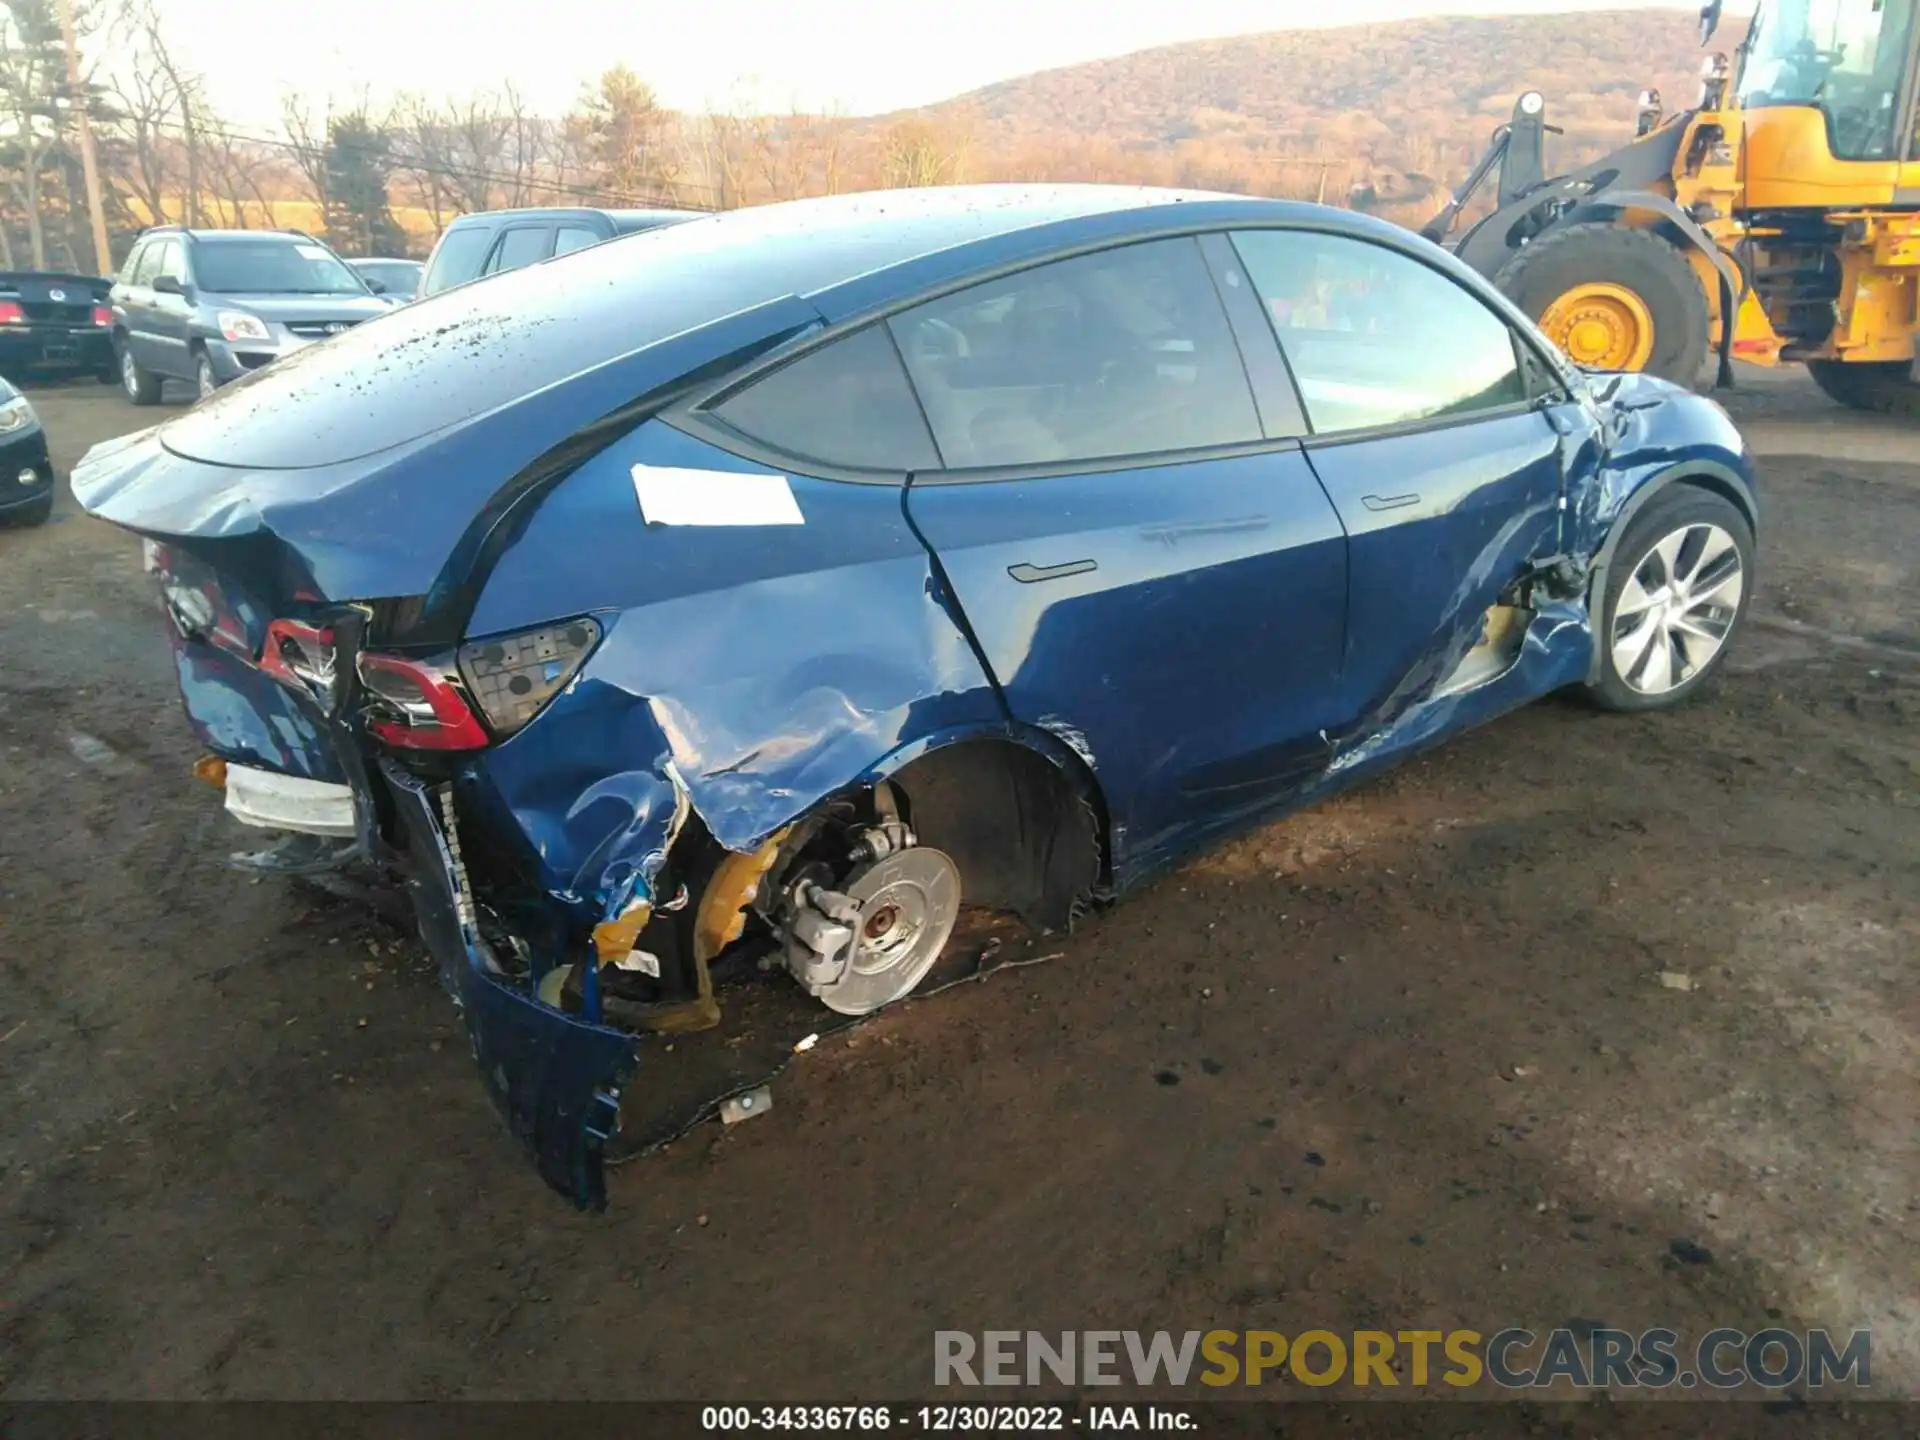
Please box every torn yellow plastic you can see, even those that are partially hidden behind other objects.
[590,899,653,968]
[192,755,228,790]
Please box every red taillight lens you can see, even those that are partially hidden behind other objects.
[0,301,24,325]
[260,618,338,703]
[357,652,490,751]
[91,304,113,327]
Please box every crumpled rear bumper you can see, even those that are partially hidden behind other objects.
[380,758,639,1209]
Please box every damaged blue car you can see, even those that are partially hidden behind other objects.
[72,186,1757,1208]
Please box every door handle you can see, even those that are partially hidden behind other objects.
[1361,492,1421,512]
[1007,559,1097,584]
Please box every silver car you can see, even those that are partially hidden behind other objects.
[109,228,392,404]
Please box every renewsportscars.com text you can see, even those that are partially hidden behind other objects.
[934,1327,1871,1391]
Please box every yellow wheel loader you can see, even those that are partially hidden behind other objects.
[1426,0,1920,412]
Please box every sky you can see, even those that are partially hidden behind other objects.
[143,0,1717,128]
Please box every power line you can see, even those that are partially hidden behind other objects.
[135,112,718,215]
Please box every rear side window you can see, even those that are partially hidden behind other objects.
[125,241,157,285]
[489,227,554,275]
[710,324,940,473]
[554,226,601,256]
[421,226,494,295]
[887,236,1261,471]
[1231,230,1527,435]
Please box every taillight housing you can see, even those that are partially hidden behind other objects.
[357,653,490,751]
[259,618,338,707]
[142,538,253,656]
[0,301,24,326]
[455,618,601,738]
[91,304,113,327]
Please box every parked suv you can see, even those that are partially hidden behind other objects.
[109,227,392,404]
[417,206,696,299]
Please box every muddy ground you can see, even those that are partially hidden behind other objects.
[0,367,1914,1404]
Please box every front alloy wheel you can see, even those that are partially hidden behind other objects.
[1587,486,1753,712]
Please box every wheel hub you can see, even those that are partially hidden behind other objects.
[1540,282,1657,371]
[783,847,962,1015]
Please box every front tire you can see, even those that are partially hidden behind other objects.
[118,344,161,406]
[1806,359,1920,418]
[194,350,219,402]
[1585,486,1753,713]
[1496,224,1710,385]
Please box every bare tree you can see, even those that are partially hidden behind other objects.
[880,116,968,189]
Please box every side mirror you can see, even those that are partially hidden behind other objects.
[1699,0,1722,45]
[365,278,388,295]
[153,274,187,297]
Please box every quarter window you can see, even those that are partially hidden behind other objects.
[888,237,1262,470]
[554,226,601,256]
[710,324,940,473]
[1231,230,1528,435]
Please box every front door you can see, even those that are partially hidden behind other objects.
[1228,228,1570,723]
[894,236,1351,881]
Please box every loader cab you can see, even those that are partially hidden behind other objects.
[1733,0,1920,201]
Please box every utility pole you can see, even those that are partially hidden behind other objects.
[55,0,112,275]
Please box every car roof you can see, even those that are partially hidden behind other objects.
[149,184,1452,474]
[156,229,323,245]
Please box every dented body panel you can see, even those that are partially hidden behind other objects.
[71,187,1758,1207]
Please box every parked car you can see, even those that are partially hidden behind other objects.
[416,205,695,298]
[348,256,423,304]
[108,227,392,404]
[0,374,53,525]
[73,186,1757,1207]
[0,271,115,383]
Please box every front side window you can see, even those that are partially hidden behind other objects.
[710,324,939,473]
[193,240,365,295]
[152,239,185,285]
[1232,230,1527,435]
[489,227,554,275]
[888,236,1262,471]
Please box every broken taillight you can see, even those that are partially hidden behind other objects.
[142,538,253,656]
[455,617,601,738]
[356,652,490,751]
[259,618,338,705]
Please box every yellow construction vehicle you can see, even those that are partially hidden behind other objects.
[1426,0,1920,412]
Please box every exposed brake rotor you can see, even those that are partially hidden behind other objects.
[783,846,962,1015]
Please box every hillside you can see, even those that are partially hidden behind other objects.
[894,9,1746,215]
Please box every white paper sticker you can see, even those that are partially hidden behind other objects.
[294,244,330,261]
[631,464,805,527]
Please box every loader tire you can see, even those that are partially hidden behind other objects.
[1495,224,1710,386]
[1806,359,1920,418]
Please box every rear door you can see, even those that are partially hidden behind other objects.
[895,236,1352,879]
[117,239,161,367]
[1229,228,1572,724]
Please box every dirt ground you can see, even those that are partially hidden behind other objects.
[0,366,1915,1404]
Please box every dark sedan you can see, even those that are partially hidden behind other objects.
[0,375,54,524]
[72,186,1757,1206]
